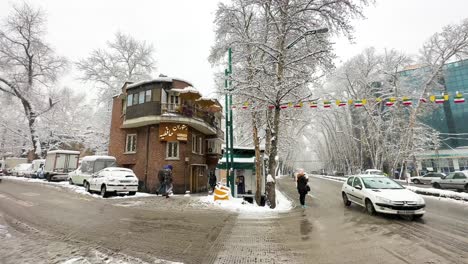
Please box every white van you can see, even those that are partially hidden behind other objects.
[68,155,116,186]
[29,159,45,178]
[44,150,80,181]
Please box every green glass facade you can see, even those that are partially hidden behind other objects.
[401,59,468,149]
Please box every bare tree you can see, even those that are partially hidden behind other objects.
[0,2,68,158]
[76,31,156,104]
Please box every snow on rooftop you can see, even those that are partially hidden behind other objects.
[126,77,193,89]
[81,155,116,161]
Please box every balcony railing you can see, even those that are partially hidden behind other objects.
[161,103,221,130]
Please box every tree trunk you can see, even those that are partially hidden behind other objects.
[267,107,280,208]
[251,111,263,206]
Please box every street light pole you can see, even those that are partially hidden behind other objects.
[224,47,235,196]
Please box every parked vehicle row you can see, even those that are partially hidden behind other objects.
[3,152,138,198]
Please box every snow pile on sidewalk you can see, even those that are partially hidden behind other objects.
[2,176,154,199]
[61,249,183,264]
[312,175,347,182]
[0,224,12,239]
[405,186,468,201]
[198,189,293,214]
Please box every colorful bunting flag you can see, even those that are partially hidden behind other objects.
[385,98,396,106]
[454,92,465,103]
[280,104,288,109]
[310,102,318,108]
[268,105,275,110]
[402,97,412,106]
[294,102,303,108]
[376,98,382,103]
[242,102,249,109]
[354,100,364,107]
[420,98,427,103]
[435,95,445,104]
[323,101,331,108]
[336,100,346,107]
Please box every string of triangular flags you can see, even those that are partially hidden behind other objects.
[232,91,466,110]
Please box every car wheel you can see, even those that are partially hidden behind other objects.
[412,179,421,184]
[128,191,136,196]
[342,192,351,206]
[433,182,441,189]
[365,199,376,215]
[69,178,74,185]
[84,181,90,193]
[46,174,51,182]
[101,185,108,198]
[465,184,468,192]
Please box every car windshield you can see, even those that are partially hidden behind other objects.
[362,177,403,189]
[94,160,116,172]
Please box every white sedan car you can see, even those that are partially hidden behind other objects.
[84,167,139,198]
[341,175,425,219]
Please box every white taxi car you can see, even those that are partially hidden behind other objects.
[341,175,425,219]
[85,167,139,198]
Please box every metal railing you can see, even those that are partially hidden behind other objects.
[161,103,221,130]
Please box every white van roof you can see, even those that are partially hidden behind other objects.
[82,155,116,161]
[47,150,80,155]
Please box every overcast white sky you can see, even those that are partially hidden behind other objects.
[1,0,467,99]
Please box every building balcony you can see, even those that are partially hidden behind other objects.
[123,103,222,136]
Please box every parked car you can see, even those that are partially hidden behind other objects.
[29,159,45,178]
[11,163,33,177]
[431,171,468,191]
[2,157,28,175]
[69,155,116,186]
[84,167,138,198]
[411,172,445,185]
[44,150,80,181]
[363,169,385,176]
[341,175,425,219]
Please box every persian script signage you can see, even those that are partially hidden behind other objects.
[159,124,188,142]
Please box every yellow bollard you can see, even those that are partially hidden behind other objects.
[214,185,230,201]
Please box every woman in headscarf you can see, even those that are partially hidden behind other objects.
[296,169,309,208]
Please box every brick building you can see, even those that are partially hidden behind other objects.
[108,77,224,194]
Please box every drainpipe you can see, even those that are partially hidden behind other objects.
[144,125,150,192]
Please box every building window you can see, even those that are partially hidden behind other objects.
[127,94,133,107]
[199,137,203,154]
[132,93,139,105]
[167,142,179,159]
[192,134,197,153]
[145,90,152,102]
[139,91,145,104]
[125,134,137,153]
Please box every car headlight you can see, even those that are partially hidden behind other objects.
[375,196,392,204]
[417,196,425,205]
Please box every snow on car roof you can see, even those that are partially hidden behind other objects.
[47,150,80,155]
[82,155,116,161]
[358,174,387,178]
[103,167,133,172]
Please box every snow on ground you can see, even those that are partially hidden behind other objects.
[197,189,293,216]
[61,250,183,264]
[2,176,155,199]
[314,174,468,202]
[0,224,12,239]
[405,185,468,202]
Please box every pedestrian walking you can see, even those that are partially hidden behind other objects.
[296,169,310,208]
[156,167,166,196]
[164,165,174,198]
[208,171,217,194]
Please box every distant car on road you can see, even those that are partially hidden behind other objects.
[431,171,468,191]
[411,172,445,185]
[341,175,425,219]
[363,169,385,176]
[85,167,138,198]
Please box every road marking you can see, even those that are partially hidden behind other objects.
[0,193,34,207]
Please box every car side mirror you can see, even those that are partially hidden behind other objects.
[441,176,446,179]
[355,185,362,190]
[92,174,97,178]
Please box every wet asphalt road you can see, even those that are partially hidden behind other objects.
[0,177,467,264]
[275,176,468,264]
[0,179,234,264]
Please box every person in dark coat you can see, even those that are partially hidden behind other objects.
[208,171,217,193]
[164,165,174,198]
[296,169,309,208]
[156,167,166,196]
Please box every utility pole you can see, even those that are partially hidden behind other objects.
[225,48,235,196]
